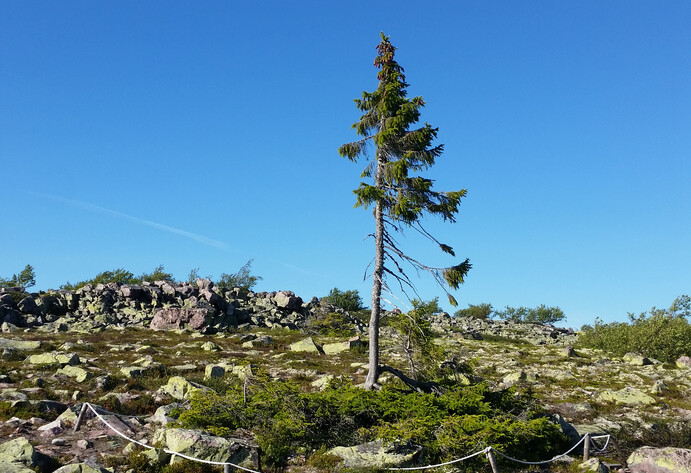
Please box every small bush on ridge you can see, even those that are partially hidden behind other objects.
[578,295,691,363]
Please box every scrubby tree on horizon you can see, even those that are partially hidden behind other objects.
[455,302,493,319]
[338,33,471,390]
[216,259,262,290]
[496,304,565,325]
[322,288,365,312]
[0,264,36,288]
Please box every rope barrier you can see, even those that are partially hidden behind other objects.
[83,403,263,473]
[388,447,490,470]
[590,434,611,453]
[491,435,586,466]
[80,402,616,472]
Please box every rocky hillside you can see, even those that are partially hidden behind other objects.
[0,282,689,472]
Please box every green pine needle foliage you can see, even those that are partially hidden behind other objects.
[176,376,569,470]
[339,33,471,307]
[0,264,36,288]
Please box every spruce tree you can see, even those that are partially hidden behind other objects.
[339,33,471,390]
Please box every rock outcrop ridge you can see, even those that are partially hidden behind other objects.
[428,311,578,345]
[2,283,577,344]
[0,281,365,335]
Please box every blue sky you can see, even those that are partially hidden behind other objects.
[1,1,689,328]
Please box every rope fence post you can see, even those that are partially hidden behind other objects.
[610,436,627,469]
[73,402,90,433]
[486,447,500,473]
[224,465,231,473]
[582,434,590,462]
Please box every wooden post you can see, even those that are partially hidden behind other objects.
[583,434,591,462]
[73,402,89,433]
[486,447,500,473]
[610,436,627,468]
[224,464,231,473]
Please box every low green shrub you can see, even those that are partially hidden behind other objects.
[176,376,569,470]
[306,311,357,337]
[578,295,691,362]
[0,400,44,421]
[60,264,174,290]
[454,303,493,319]
[100,393,160,416]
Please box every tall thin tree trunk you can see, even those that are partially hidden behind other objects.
[364,156,385,390]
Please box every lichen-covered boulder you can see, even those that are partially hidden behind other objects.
[328,440,421,469]
[231,364,254,380]
[0,437,41,473]
[205,363,231,379]
[120,355,164,378]
[26,352,80,366]
[311,374,334,390]
[0,338,41,351]
[323,337,363,355]
[598,387,656,405]
[627,446,691,473]
[289,337,321,353]
[201,341,220,351]
[676,356,691,369]
[502,370,527,386]
[578,458,608,473]
[56,365,92,383]
[152,428,259,468]
[157,376,210,400]
[147,403,184,425]
[623,352,652,366]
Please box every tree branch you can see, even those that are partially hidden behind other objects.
[379,365,443,395]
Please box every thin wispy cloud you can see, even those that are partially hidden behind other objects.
[31,192,228,249]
